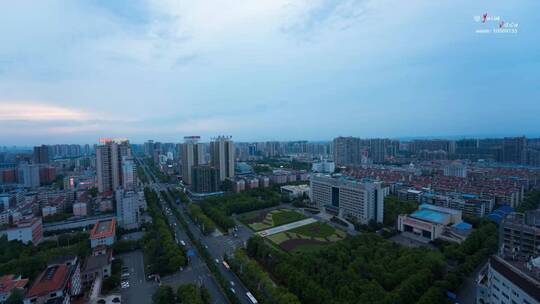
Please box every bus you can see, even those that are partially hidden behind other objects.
[246,292,258,304]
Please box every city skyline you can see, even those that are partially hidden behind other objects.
[1,1,539,145]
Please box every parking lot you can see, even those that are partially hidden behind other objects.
[118,250,157,304]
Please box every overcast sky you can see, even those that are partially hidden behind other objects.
[1,0,539,145]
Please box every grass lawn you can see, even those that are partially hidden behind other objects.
[267,232,290,244]
[272,210,306,226]
[238,209,307,231]
[289,222,336,238]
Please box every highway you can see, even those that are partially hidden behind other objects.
[138,158,256,304]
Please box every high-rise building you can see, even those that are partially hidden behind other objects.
[32,145,50,164]
[96,138,131,193]
[332,137,361,166]
[181,136,204,185]
[503,136,527,164]
[121,157,136,190]
[19,164,40,188]
[210,136,235,181]
[191,165,219,193]
[115,189,144,229]
[310,174,384,224]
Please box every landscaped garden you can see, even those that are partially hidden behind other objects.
[238,209,307,231]
[266,222,347,253]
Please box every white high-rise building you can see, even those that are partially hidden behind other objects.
[121,157,136,190]
[181,136,204,185]
[19,164,40,189]
[115,189,145,229]
[96,138,131,193]
[210,136,235,181]
[310,174,384,224]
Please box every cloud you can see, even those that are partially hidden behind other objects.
[0,102,91,121]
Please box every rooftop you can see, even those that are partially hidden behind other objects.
[411,209,450,224]
[491,256,540,302]
[25,265,69,298]
[90,218,116,240]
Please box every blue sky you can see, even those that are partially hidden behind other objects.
[0,0,539,145]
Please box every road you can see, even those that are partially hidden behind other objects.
[132,159,229,304]
[138,157,256,304]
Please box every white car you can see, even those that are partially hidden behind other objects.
[230,288,236,294]
[121,282,130,289]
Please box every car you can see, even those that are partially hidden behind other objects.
[230,281,235,287]
[215,259,219,264]
[230,288,236,294]
[121,282,130,289]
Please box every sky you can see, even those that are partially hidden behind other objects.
[1,0,539,145]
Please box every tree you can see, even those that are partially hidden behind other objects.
[152,286,175,304]
[6,289,24,304]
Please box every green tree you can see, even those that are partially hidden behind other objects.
[152,286,175,304]
[5,288,24,304]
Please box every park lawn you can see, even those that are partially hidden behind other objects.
[251,222,272,231]
[238,209,307,232]
[267,232,290,244]
[271,210,306,226]
[290,222,337,238]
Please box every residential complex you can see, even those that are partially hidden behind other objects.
[181,136,204,185]
[96,138,131,193]
[210,136,235,182]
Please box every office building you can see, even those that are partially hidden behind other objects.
[90,218,116,248]
[310,174,384,224]
[191,165,219,194]
[476,255,540,304]
[6,217,43,245]
[96,138,131,193]
[33,145,50,164]
[181,136,204,185]
[210,136,235,181]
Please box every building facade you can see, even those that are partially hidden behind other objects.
[210,136,235,182]
[181,136,204,185]
[191,165,219,194]
[310,174,384,224]
[96,139,131,193]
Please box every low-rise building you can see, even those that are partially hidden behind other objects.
[73,202,87,217]
[280,184,310,198]
[476,255,540,304]
[89,218,116,248]
[24,256,81,304]
[420,193,495,218]
[81,246,112,288]
[0,275,28,303]
[42,206,57,217]
[6,217,43,245]
[500,212,540,258]
[397,204,471,243]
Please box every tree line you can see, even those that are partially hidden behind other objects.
[141,188,187,275]
[153,284,211,304]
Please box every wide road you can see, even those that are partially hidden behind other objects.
[138,158,255,304]
[137,158,229,304]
